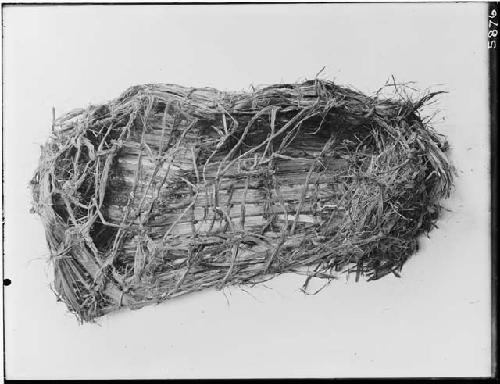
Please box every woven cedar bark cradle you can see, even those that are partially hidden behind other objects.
[31,79,454,322]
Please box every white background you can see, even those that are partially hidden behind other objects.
[2,3,491,379]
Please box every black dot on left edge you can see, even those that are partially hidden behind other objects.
[3,279,12,286]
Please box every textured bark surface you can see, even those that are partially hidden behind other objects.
[30,79,454,322]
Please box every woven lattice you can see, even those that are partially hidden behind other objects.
[30,79,454,322]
